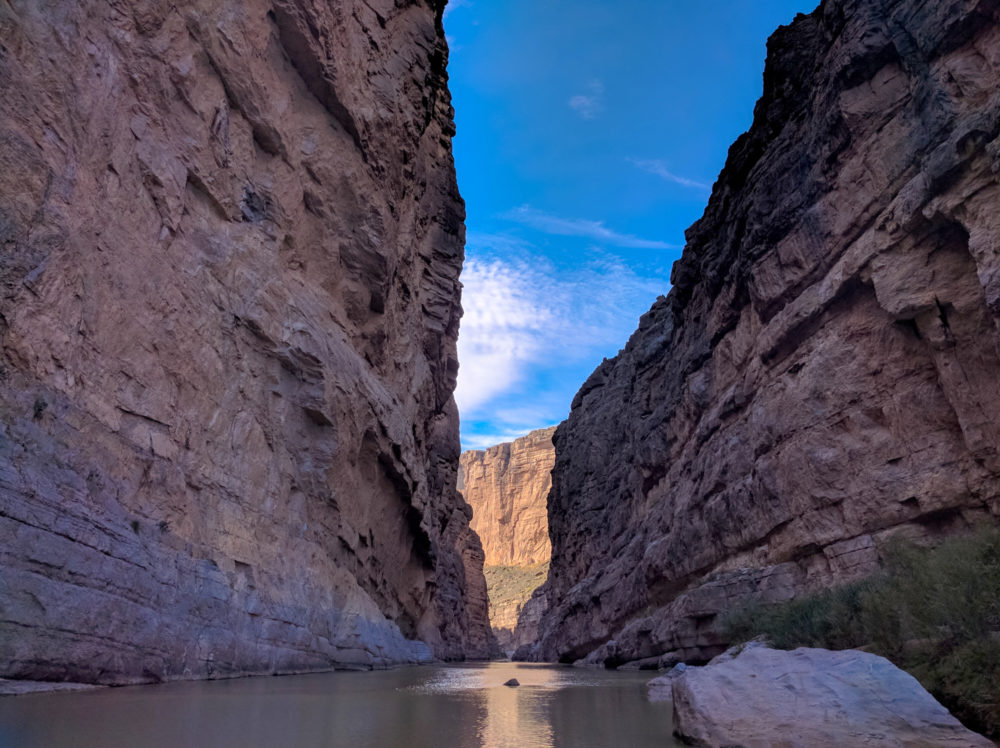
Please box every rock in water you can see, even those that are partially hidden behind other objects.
[503,678,520,687]
[669,646,994,747]
[530,0,1000,666]
[0,0,493,683]
[459,427,555,654]
[645,662,686,703]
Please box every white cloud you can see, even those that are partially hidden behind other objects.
[629,158,711,191]
[568,79,604,120]
[456,240,671,433]
[461,431,545,451]
[455,258,556,414]
[502,205,680,250]
[443,0,471,18]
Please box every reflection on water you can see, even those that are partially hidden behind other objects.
[0,663,680,748]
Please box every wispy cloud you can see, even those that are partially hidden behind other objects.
[456,238,672,444]
[443,0,472,18]
[629,158,711,191]
[462,431,551,451]
[568,79,604,120]
[455,258,555,414]
[502,205,680,250]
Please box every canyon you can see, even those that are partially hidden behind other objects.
[3,0,998,714]
[0,0,492,684]
[459,427,555,653]
[525,0,1000,667]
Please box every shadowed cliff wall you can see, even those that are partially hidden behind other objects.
[530,0,1000,666]
[0,0,492,683]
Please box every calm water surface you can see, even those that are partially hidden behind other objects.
[0,662,680,748]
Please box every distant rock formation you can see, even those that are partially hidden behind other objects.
[460,427,555,653]
[528,0,1000,665]
[0,0,492,684]
[460,427,555,567]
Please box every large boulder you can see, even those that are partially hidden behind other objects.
[668,645,993,747]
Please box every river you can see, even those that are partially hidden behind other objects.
[0,662,681,747]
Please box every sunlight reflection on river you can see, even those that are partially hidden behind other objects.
[411,665,569,746]
[0,662,679,748]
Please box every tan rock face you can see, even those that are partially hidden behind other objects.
[460,427,555,567]
[459,427,555,652]
[530,0,1000,664]
[0,0,492,684]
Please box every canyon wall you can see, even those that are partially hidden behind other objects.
[460,427,555,567]
[0,0,492,684]
[528,0,1000,666]
[459,426,554,653]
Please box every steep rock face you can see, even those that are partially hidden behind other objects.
[459,427,555,652]
[481,562,549,655]
[0,0,492,684]
[531,0,1000,664]
[459,427,555,567]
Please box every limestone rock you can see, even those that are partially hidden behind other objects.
[530,0,1000,665]
[459,427,556,567]
[459,427,555,654]
[669,645,994,747]
[0,0,492,684]
[509,583,549,659]
[0,680,102,696]
[645,662,687,702]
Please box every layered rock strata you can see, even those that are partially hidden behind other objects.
[529,0,1000,665]
[0,0,492,684]
[459,427,555,567]
[459,427,555,652]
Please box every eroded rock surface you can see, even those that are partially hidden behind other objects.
[0,0,492,684]
[668,645,994,747]
[460,427,555,567]
[529,0,1000,665]
[459,427,555,653]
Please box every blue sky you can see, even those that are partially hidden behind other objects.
[445,1,818,450]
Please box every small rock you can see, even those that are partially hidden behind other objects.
[617,654,662,671]
[646,662,688,702]
[503,678,520,687]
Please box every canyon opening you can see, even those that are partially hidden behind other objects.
[1,0,999,746]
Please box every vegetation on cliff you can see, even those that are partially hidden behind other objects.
[483,562,549,654]
[722,529,1000,737]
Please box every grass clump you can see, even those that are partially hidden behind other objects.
[721,528,1000,737]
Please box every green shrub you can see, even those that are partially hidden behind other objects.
[720,527,1000,737]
